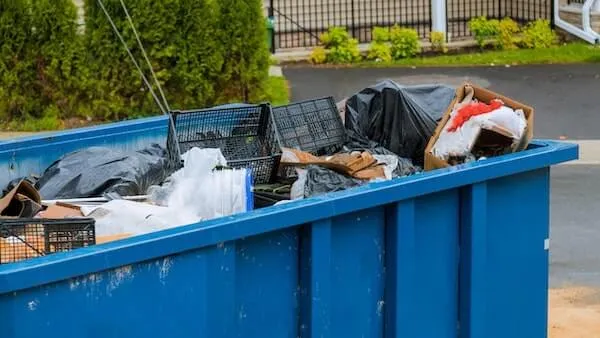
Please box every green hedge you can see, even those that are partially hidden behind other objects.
[0,0,271,128]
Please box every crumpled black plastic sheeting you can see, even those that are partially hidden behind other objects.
[344,80,455,167]
[36,144,175,199]
[304,165,365,198]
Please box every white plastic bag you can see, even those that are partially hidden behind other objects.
[90,148,252,236]
[432,104,527,159]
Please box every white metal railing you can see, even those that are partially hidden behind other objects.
[554,0,600,44]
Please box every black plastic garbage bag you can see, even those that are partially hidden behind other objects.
[303,165,365,198]
[37,144,174,199]
[344,80,455,167]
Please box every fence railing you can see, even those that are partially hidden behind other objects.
[270,0,432,50]
[269,0,554,52]
[447,0,553,39]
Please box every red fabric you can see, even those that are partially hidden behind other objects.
[448,99,503,132]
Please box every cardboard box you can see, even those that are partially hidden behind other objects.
[424,83,534,171]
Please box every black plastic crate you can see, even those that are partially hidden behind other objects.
[170,104,282,184]
[272,97,346,156]
[0,218,96,265]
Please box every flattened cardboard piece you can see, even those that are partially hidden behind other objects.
[0,180,42,217]
[41,203,84,218]
[281,148,384,179]
[96,233,132,244]
[424,83,534,171]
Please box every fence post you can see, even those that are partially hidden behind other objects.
[268,0,275,54]
[431,0,447,37]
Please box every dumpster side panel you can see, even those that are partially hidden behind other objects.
[0,116,169,188]
[0,229,299,338]
[299,208,386,338]
[385,189,460,338]
[460,168,550,338]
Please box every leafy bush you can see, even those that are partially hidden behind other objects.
[366,42,392,62]
[319,27,360,64]
[521,19,558,49]
[309,46,328,64]
[390,26,420,59]
[0,0,36,122]
[430,31,448,53]
[0,0,274,129]
[468,16,500,48]
[371,26,390,43]
[496,18,520,50]
[216,0,270,103]
[31,0,87,120]
[366,26,392,62]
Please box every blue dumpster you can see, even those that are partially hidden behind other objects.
[0,115,578,338]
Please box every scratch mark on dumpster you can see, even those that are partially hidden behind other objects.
[28,299,39,311]
[158,258,173,284]
[70,279,80,290]
[377,300,384,317]
[106,265,133,295]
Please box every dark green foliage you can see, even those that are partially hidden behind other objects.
[0,0,272,129]
[31,0,84,127]
[216,0,271,103]
[0,0,36,121]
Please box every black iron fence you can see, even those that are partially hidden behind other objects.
[447,0,553,39]
[269,0,553,51]
[269,0,432,51]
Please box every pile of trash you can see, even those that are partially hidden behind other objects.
[0,80,535,263]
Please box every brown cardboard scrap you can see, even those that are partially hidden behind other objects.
[0,180,42,217]
[424,83,534,171]
[40,203,84,218]
[281,148,386,179]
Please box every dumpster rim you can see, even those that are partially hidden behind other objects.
[0,115,167,151]
[0,139,578,294]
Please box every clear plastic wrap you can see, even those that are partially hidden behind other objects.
[88,148,253,237]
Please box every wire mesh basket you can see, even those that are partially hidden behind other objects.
[0,218,96,265]
[272,97,346,156]
[170,104,282,184]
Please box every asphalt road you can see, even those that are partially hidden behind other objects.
[284,64,600,140]
[284,64,600,287]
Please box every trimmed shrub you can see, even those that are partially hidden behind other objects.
[496,18,520,50]
[0,0,273,128]
[367,27,392,62]
[367,42,392,63]
[468,16,500,48]
[390,26,420,59]
[216,0,270,103]
[0,0,36,122]
[371,26,390,43]
[85,0,185,119]
[522,19,558,49]
[430,31,448,53]
[309,46,328,64]
[320,27,361,64]
[31,0,87,124]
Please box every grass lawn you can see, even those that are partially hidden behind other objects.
[263,75,290,106]
[341,43,600,68]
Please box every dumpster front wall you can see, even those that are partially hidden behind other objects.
[0,169,552,338]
